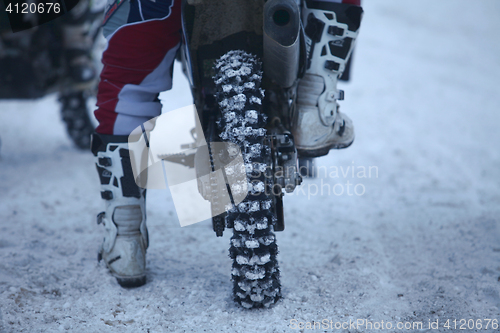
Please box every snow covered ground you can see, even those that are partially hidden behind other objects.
[1,0,499,332]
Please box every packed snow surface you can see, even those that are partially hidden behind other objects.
[1,0,500,332]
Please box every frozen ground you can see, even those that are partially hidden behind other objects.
[1,0,499,332]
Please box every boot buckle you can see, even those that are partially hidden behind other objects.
[96,211,105,225]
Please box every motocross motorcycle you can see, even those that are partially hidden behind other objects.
[0,11,102,150]
[160,0,361,308]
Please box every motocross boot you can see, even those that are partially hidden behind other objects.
[91,133,148,288]
[292,1,363,157]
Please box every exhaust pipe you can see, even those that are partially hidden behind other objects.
[263,0,301,88]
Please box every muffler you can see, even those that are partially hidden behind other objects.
[263,0,302,88]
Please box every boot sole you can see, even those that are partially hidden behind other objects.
[297,138,354,158]
[116,275,146,288]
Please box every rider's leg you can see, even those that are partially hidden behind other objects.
[93,0,181,287]
[91,133,149,287]
[293,0,363,157]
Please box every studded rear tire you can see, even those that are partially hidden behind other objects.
[214,50,281,308]
[59,90,95,150]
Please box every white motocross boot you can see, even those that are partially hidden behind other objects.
[91,133,148,288]
[293,1,363,157]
